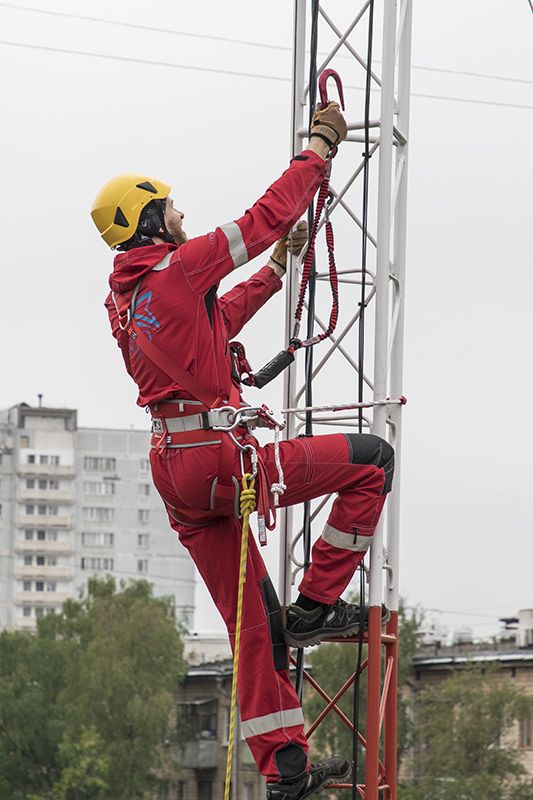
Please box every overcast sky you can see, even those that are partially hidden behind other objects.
[2,0,532,642]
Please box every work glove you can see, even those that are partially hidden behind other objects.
[270,220,308,269]
[310,101,348,148]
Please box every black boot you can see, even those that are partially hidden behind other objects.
[285,598,390,647]
[266,757,351,800]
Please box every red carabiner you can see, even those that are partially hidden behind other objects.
[318,69,345,110]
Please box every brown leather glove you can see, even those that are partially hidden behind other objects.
[310,101,348,148]
[271,220,308,269]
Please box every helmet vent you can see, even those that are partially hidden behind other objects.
[136,181,157,193]
[114,207,129,228]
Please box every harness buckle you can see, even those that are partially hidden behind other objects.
[151,418,165,435]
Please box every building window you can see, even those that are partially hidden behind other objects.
[83,481,115,496]
[84,457,116,471]
[81,557,114,572]
[137,559,148,574]
[39,455,48,465]
[50,456,60,466]
[35,607,44,618]
[25,530,34,540]
[49,480,59,490]
[47,506,58,516]
[38,505,46,515]
[26,479,35,489]
[36,581,44,592]
[197,782,212,800]
[177,782,188,800]
[138,509,149,524]
[82,532,114,547]
[38,479,47,490]
[23,580,31,591]
[46,582,57,592]
[83,507,115,522]
[24,555,32,566]
[140,458,150,472]
[46,607,56,615]
[36,556,45,566]
[137,533,150,548]
[37,530,46,541]
[28,454,36,464]
[25,504,34,515]
[47,556,57,567]
[140,484,151,496]
[519,707,533,749]
[22,606,31,617]
[20,435,30,448]
[47,531,57,541]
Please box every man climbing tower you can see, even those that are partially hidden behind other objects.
[91,101,394,800]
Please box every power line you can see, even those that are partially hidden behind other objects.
[1,39,533,112]
[1,2,532,87]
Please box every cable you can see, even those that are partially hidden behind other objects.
[1,2,532,87]
[353,5,374,795]
[295,0,320,704]
[1,39,532,112]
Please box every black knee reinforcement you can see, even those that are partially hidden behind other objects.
[344,433,395,494]
[274,742,308,781]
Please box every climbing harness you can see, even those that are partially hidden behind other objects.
[238,68,345,391]
[223,469,257,800]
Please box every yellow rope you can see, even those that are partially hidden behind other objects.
[224,474,256,800]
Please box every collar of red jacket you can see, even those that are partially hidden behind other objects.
[109,242,177,293]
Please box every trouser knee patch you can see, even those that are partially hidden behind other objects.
[344,433,395,494]
[259,576,288,671]
[274,742,308,781]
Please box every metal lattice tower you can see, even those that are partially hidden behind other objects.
[278,2,412,798]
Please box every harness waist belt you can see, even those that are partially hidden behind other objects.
[151,409,235,435]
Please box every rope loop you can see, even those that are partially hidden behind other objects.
[239,474,256,517]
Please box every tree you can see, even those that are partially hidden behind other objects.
[0,578,187,800]
[399,666,533,800]
[305,602,422,769]
[28,726,110,800]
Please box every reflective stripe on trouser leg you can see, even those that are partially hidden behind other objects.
[321,522,374,552]
[241,707,305,739]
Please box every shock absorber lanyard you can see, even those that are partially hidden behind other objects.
[242,70,344,390]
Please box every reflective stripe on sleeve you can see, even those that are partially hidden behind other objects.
[241,707,304,739]
[321,523,373,552]
[220,221,249,268]
[153,252,173,271]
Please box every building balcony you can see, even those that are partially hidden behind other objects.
[18,464,75,477]
[15,591,70,605]
[15,540,74,555]
[181,739,218,770]
[17,514,73,528]
[16,617,37,631]
[17,490,74,503]
[15,566,73,580]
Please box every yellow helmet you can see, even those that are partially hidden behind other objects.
[91,173,171,248]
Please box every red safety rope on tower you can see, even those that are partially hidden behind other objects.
[241,69,345,389]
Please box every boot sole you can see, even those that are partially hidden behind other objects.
[284,609,391,648]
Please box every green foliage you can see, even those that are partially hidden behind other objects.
[398,666,533,800]
[0,579,187,800]
[28,726,110,800]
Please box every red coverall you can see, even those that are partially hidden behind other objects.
[105,150,394,783]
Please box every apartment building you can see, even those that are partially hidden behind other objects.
[0,402,195,631]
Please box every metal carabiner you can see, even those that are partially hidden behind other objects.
[318,69,345,110]
[238,443,258,479]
